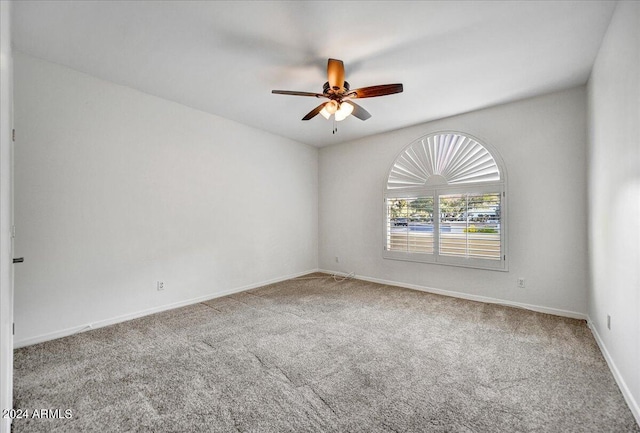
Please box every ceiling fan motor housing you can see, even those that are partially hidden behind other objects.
[323,81,350,96]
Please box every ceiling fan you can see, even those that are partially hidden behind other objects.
[272,58,403,123]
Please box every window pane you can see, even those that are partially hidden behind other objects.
[387,197,434,254]
[439,193,501,260]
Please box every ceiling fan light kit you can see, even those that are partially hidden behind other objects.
[334,102,354,122]
[320,100,339,119]
[319,99,354,121]
[272,58,403,127]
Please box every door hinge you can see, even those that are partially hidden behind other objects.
[12,129,15,142]
[504,255,506,261]
[13,323,15,335]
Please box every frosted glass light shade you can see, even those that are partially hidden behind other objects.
[335,102,354,121]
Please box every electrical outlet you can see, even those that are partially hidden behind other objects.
[157,281,165,291]
[517,277,525,288]
[335,256,339,263]
[607,314,611,330]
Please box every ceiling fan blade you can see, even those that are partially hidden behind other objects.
[272,90,325,98]
[302,102,328,121]
[347,83,403,99]
[348,101,372,121]
[327,59,345,91]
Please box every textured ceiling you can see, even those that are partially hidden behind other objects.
[12,1,616,147]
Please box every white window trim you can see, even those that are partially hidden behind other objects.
[383,131,508,271]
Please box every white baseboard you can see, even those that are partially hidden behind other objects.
[14,268,320,349]
[587,319,640,426]
[320,269,587,320]
[16,268,586,349]
[1,419,10,433]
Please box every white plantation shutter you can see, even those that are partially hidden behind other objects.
[439,192,502,261]
[387,133,500,189]
[384,132,507,271]
[386,196,435,254]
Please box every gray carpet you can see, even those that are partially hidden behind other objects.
[12,273,640,432]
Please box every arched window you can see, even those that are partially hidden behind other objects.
[384,132,507,270]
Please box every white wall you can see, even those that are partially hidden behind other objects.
[320,87,588,317]
[587,0,640,423]
[13,53,318,346]
[0,2,14,431]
